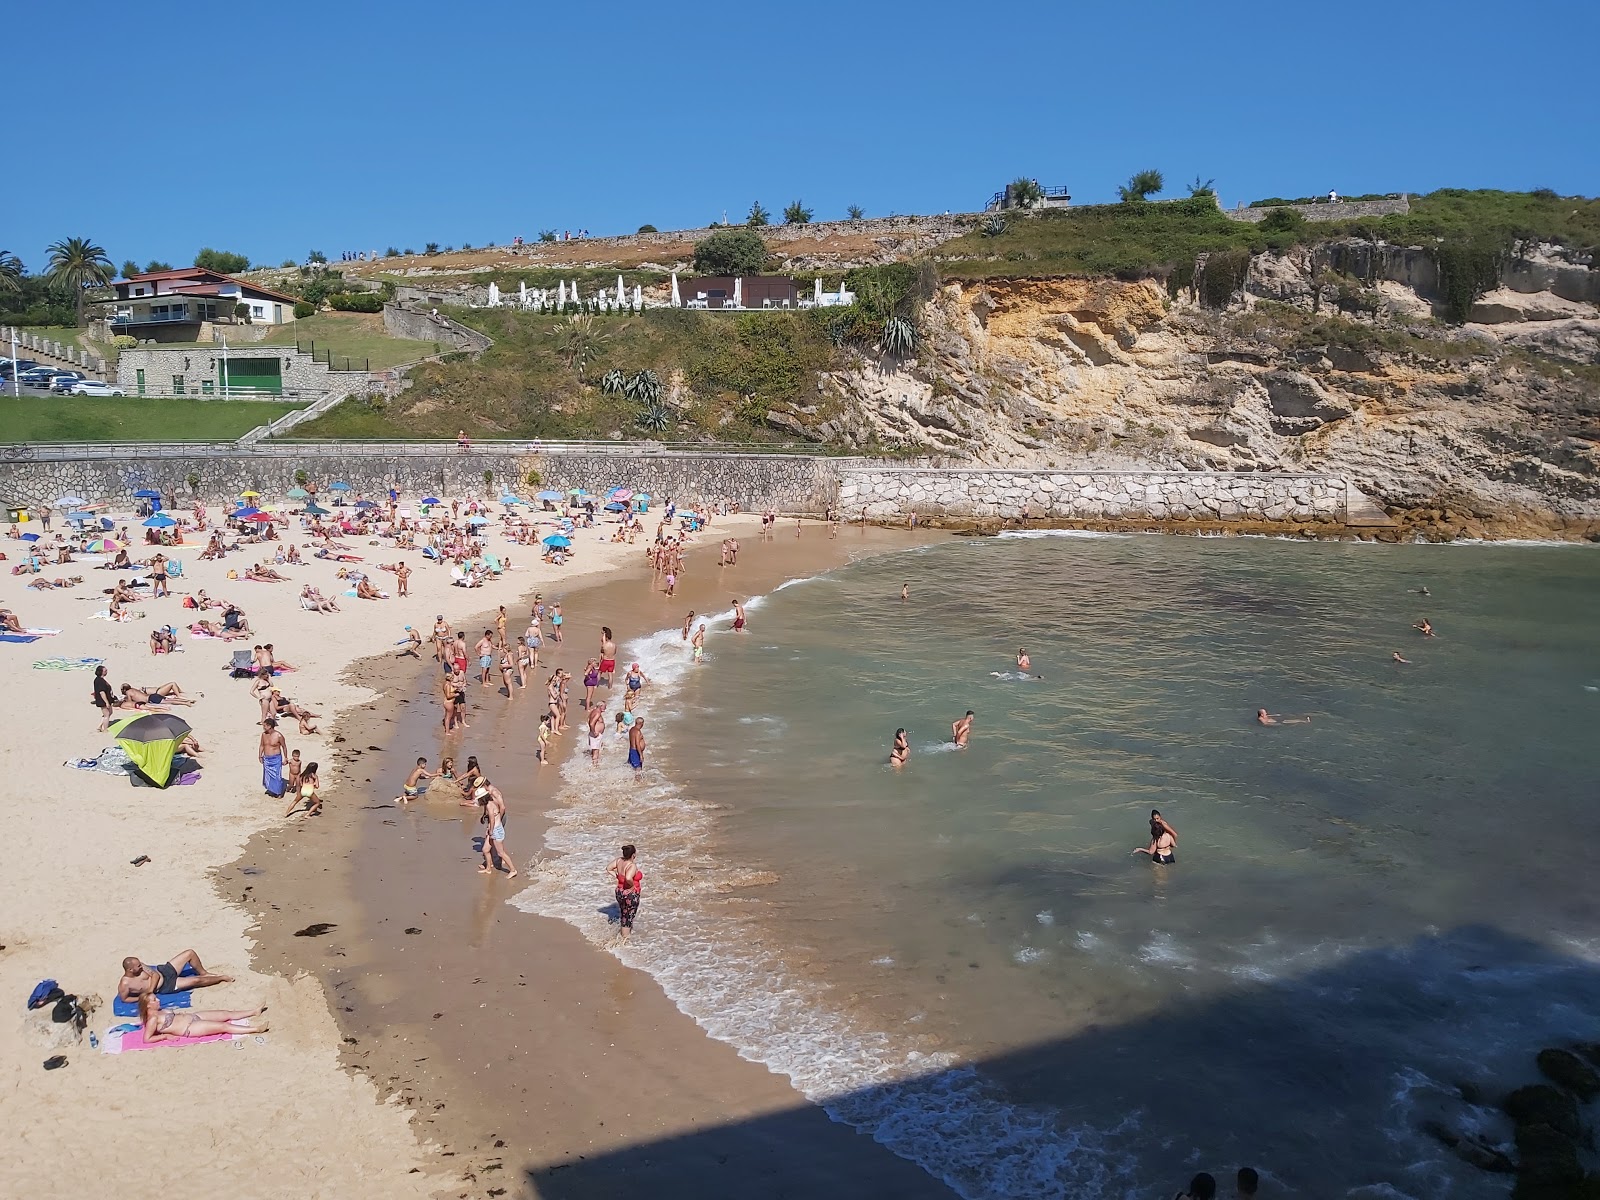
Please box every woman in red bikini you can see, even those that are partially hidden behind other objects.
[608,844,643,939]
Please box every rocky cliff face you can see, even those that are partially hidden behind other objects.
[776,247,1600,538]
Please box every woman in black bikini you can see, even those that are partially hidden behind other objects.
[1133,810,1177,864]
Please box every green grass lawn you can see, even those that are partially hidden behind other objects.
[20,326,84,351]
[256,312,438,369]
[0,397,305,442]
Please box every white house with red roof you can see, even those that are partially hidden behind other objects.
[105,267,299,342]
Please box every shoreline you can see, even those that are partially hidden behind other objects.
[241,522,956,1197]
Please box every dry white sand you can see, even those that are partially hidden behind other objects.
[0,499,759,1198]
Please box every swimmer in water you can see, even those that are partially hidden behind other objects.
[1414,619,1435,637]
[1392,651,1411,664]
[889,728,909,768]
[901,582,909,602]
[1256,708,1311,726]
[1132,810,1177,864]
[731,599,746,632]
[1016,647,1031,672]
[951,710,974,748]
[1413,587,1430,596]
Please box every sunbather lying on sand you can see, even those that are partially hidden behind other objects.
[138,992,267,1040]
[29,576,82,589]
[117,951,232,1002]
[121,682,196,706]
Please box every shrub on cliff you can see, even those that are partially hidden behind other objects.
[329,292,383,313]
[692,229,769,276]
[293,300,316,319]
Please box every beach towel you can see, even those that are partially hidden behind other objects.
[34,657,106,671]
[25,627,61,635]
[112,990,192,1018]
[0,633,40,643]
[101,1026,234,1053]
[262,753,285,798]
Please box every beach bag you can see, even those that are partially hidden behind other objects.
[182,595,198,608]
[28,980,62,1010]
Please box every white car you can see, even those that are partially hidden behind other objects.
[71,380,127,397]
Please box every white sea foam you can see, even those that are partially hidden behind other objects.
[1013,947,1047,965]
[509,585,1135,1197]
[995,528,1134,541]
[1036,911,1055,927]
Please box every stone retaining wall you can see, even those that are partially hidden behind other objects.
[837,468,1347,522]
[0,449,846,514]
[1,325,109,377]
[381,304,493,353]
[1224,196,1410,224]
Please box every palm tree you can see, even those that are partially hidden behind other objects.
[784,200,813,225]
[0,250,23,294]
[1007,178,1045,209]
[45,237,113,324]
[746,201,771,227]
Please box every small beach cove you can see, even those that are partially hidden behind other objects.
[239,522,953,1198]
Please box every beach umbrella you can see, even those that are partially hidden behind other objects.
[286,487,310,500]
[143,514,177,528]
[421,496,441,506]
[303,503,331,516]
[670,272,680,307]
[536,490,563,501]
[603,501,626,512]
[611,488,633,501]
[329,481,352,492]
[466,514,488,526]
[733,276,742,308]
[557,280,567,307]
[543,535,571,548]
[133,489,161,500]
[232,507,263,520]
[354,499,378,509]
[635,493,651,501]
[243,513,277,524]
[109,712,192,788]
[499,493,522,505]
[85,538,119,552]
[67,510,94,523]
[240,489,260,498]
[55,495,87,509]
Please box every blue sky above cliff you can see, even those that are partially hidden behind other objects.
[7,0,1595,269]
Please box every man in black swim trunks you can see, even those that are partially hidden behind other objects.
[117,951,232,1002]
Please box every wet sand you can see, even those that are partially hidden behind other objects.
[242,524,956,1198]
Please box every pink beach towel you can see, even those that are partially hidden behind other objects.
[103,1027,234,1053]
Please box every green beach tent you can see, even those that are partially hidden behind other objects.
[109,712,192,788]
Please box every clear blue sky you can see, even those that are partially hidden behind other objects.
[7,0,1595,272]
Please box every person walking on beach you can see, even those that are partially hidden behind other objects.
[731,599,746,633]
[952,710,975,748]
[624,662,647,697]
[550,601,563,643]
[514,636,532,688]
[691,623,706,664]
[284,761,321,818]
[608,844,643,940]
[587,698,607,765]
[395,560,410,597]
[475,780,518,877]
[259,718,287,798]
[1133,810,1177,864]
[628,718,646,776]
[496,605,508,647]
[682,611,695,641]
[476,630,496,687]
[432,615,451,662]
[599,626,618,686]
[889,728,910,768]
[582,659,600,708]
[498,643,516,697]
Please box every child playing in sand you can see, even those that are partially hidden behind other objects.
[397,756,433,802]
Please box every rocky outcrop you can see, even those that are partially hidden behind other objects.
[764,255,1600,537]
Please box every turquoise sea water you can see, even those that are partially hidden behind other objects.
[516,532,1600,1198]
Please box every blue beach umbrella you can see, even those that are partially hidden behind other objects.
[329,481,353,492]
[286,486,310,501]
[133,489,161,500]
[499,493,522,505]
[604,501,626,512]
[303,503,331,517]
[635,493,651,501]
[55,495,87,509]
[421,496,441,506]
[542,534,571,548]
[354,499,378,509]
[466,514,489,526]
[144,514,177,528]
[67,510,94,523]
[535,490,562,501]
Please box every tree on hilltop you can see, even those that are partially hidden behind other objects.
[784,200,813,225]
[1007,177,1045,209]
[1188,176,1217,199]
[45,236,114,325]
[1118,169,1165,203]
[692,229,768,276]
[195,247,251,274]
[0,250,22,293]
[145,260,173,273]
[746,201,771,227]
[847,204,865,220]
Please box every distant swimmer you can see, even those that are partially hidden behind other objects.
[889,728,910,768]
[901,582,909,602]
[952,710,975,748]
[731,599,746,632]
[1256,708,1311,726]
[1016,647,1031,672]
[1412,587,1430,596]
[1392,651,1411,664]
[1132,809,1177,864]
[1414,618,1435,637]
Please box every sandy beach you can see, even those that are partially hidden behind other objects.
[0,494,776,1199]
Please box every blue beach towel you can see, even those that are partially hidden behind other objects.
[262,753,284,798]
[0,633,41,644]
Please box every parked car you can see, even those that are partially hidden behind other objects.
[71,379,126,397]
[50,371,87,393]
[0,358,40,379]
[17,367,65,388]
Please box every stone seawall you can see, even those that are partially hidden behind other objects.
[837,468,1348,522]
[0,448,845,514]
[1225,196,1410,224]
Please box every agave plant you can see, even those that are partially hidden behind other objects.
[636,403,671,433]
[625,369,663,404]
[826,319,850,348]
[880,314,917,358]
[600,368,625,396]
[982,214,1007,238]
[555,314,608,376]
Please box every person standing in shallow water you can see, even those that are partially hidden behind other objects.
[1133,810,1177,864]
[889,728,910,768]
[952,710,975,748]
[609,844,643,939]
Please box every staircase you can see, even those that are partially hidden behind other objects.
[1345,482,1395,527]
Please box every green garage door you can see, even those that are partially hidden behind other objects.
[221,357,283,395]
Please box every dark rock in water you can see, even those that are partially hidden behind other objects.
[293,922,337,937]
[1419,1119,1516,1174]
[1538,1048,1600,1101]
[1505,1084,1581,1140]
[1574,1043,1600,1071]
[1512,1122,1583,1191]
